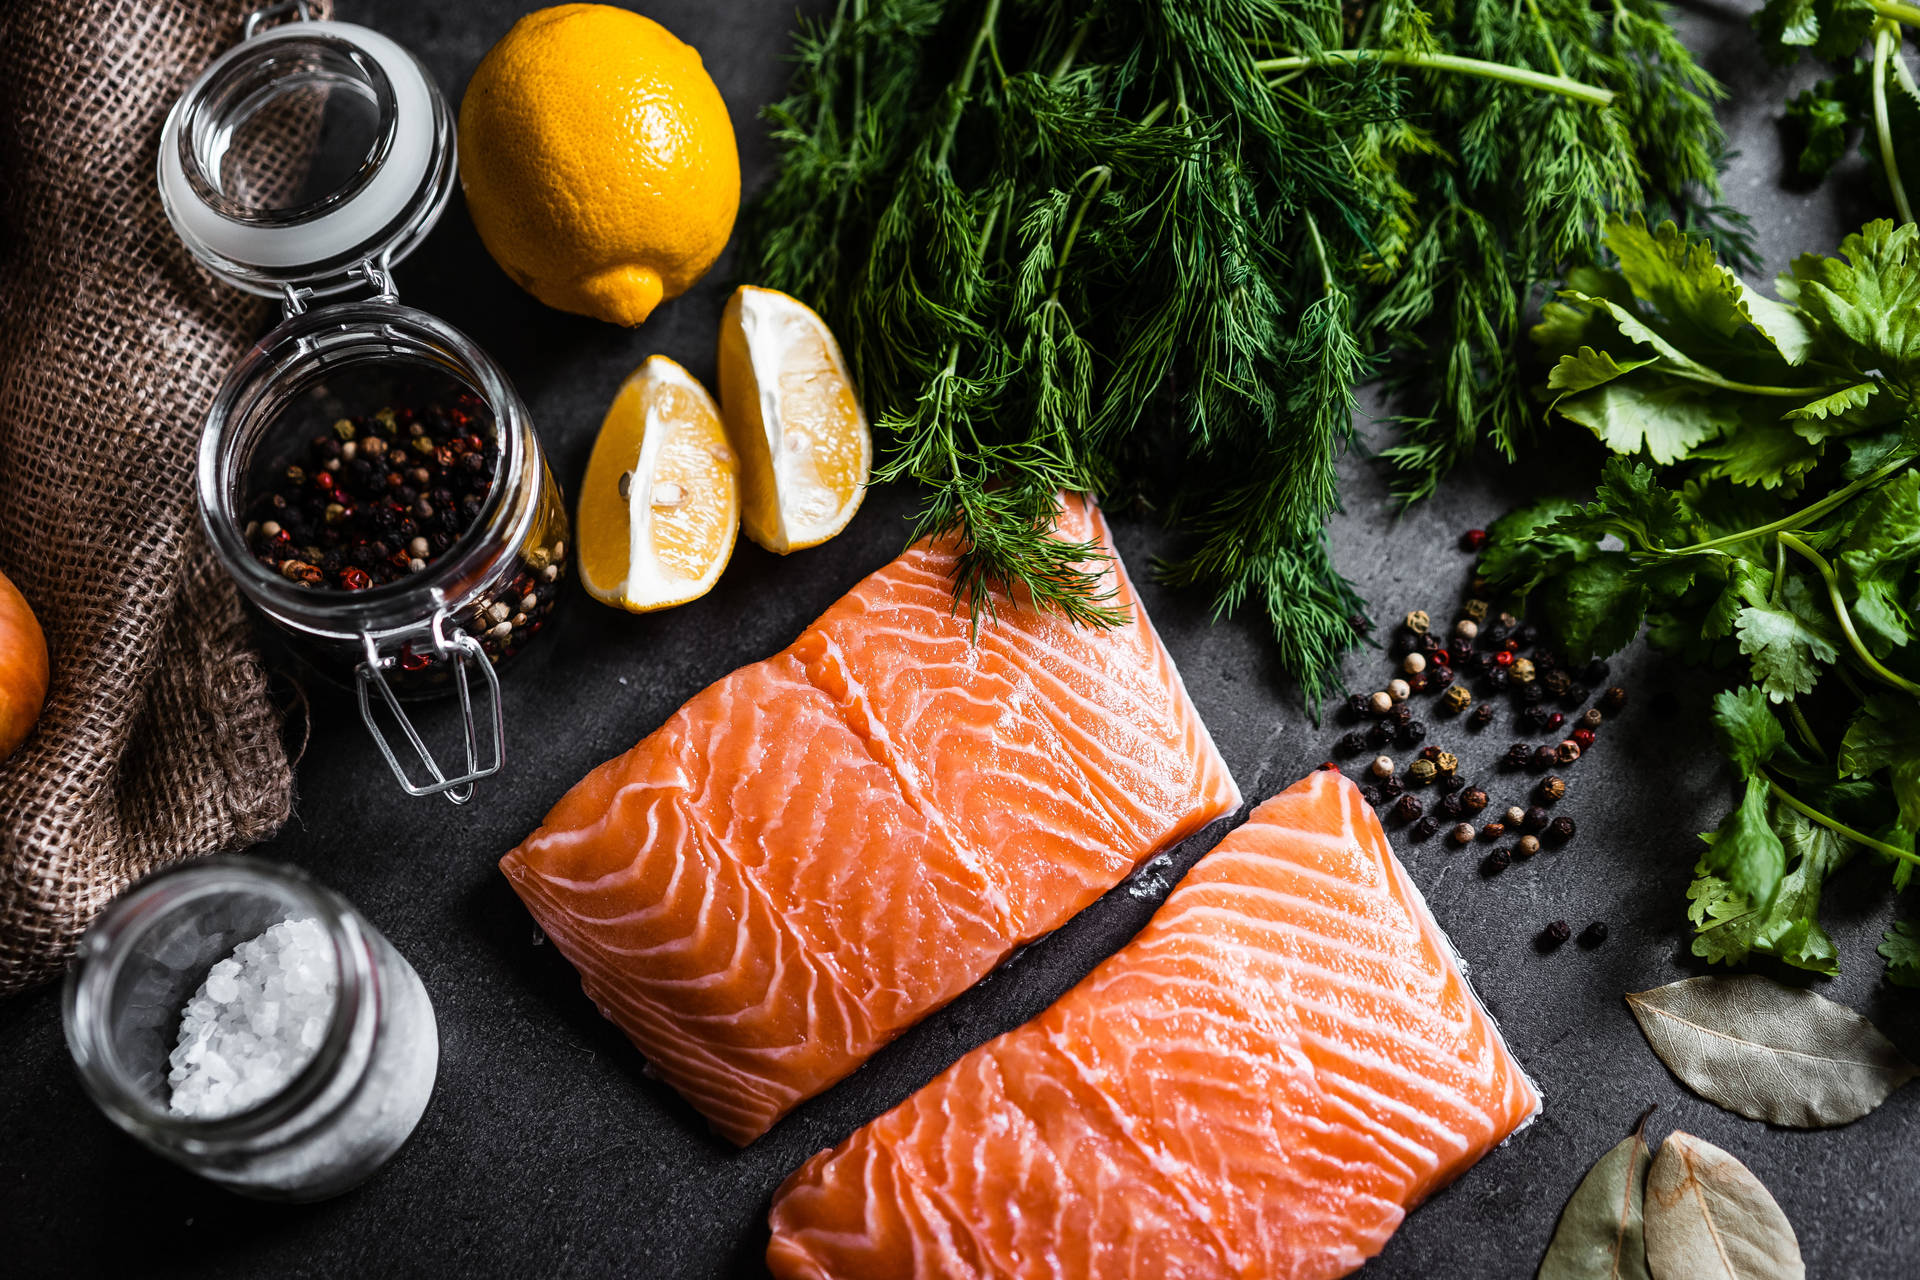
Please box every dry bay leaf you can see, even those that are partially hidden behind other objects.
[1644,1131,1803,1280]
[1538,1115,1654,1280]
[1625,974,1917,1127]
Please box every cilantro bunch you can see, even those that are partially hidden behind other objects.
[1756,0,1920,221]
[1484,215,1920,983]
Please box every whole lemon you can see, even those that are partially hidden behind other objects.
[458,4,740,327]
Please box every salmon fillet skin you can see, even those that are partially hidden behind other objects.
[765,768,1542,1279]
[500,497,1241,1145]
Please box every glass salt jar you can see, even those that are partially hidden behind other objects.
[165,2,568,802]
[63,859,438,1202]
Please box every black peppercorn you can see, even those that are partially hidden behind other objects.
[1365,722,1394,749]
[1549,815,1576,842]
[1578,921,1609,947]
[1449,636,1473,660]
[1600,685,1628,714]
[1359,785,1382,807]
[1581,659,1610,685]
[1391,704,1414,727]
[1540,919,1572,948]
[1504,743,1533,769]
[1520,680,1545,704]
[1562,684,1591,709]
[1418,632,1445,656]
[1580,707,1604,730]
[1429,665,1456,690]
[1530,645,1558,671]
[1439,792,1465,819]
[1391,794,1424,823]
[1460,787,1488,813]
[1335,731,1367,756]
[1399,721,1428,746]
[1531,745,1558,770]
[1522,805,1550,833]
[1346,692,1372,720]
[1521,706,1552,733]
[1418,745,1443,763]
[1405,672,1428,694]
[1380,775,1405,797]
[1439,773,1466,793]
[1411,816,1441,841]
[1470,702,1494,728]
[1536,776,1567,803]
[1542,669,1573,699]
[1485,666,1510,691]
[1514,623,1539,646]
[1483,848,1511,874]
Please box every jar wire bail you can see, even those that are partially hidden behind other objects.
[244,0,314,41]
[356,606,505,804]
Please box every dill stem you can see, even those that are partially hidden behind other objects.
[1663,454,1913,554]
[1777,531,1920,699]
[1050,19,1088,81]
[1871,22,1915,225]
[1253,50,1615,108]
[1524,0,1569,78]
[1303,212,1334,294]
[1871,0,1920,26]
[1050,167,1111,297]
[935,0,1003,171]
[1764,772,1920,866]
[831,0,868,243]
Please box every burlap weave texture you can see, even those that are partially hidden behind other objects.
[0,0,337,995]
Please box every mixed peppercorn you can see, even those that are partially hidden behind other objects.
[1329,527,1632,952]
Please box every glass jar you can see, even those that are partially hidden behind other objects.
[165,4,568,802]
[63,859,439,1203]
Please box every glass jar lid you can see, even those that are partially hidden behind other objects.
[158,7,455,300]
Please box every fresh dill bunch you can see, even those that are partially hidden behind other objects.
[744,0,1733,705]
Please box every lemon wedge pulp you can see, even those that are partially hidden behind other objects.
[717,286,871,553]
[577,356,739,612]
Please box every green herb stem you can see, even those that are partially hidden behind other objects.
[1524,0,1570,77]
[1786,699,1828,762]
[934,0,1003,171]
[1659,364,1837,398]
[1871,21,1916,224]
[1253,50,1616,109]
[1777,531,1920,698]
[1871,0,1920,27]
[1766,773,1920,867]
[1664,454,1914,555]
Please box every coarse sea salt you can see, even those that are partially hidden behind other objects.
[168,917,337,1120]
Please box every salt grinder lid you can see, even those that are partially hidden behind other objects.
[158,5,455,303]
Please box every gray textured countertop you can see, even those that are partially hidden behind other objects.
[4,2,1915,1276]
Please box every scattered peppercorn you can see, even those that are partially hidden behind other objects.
[1429,646,1451,666]
[1359,785,1381,807]
[1434,750,1459,777]
[1516,834,1541,857]
[1449,822,1475,845]
[1405,672,1428,695]
[1408,759,1438,786]
[1391,794,1424,822]
[1335,731,1366,756]
[1481,821,1506,840]
[1514,623,1539,646]
[1448,636,1473,661]
[1549,815,1576,842]
[1370,755,1394,778]
[1600,686,1628,714]
[1402,652,1427,675]
[1439,772,1466,793]
[1540,920,1572,948]
[1484,666,1510,691]
[1510,657,1535,683]
[1521,706,1552,733]
[1503,805,1526,827]
[1461,598,1489,623]
[1404,609,1432,635]
[1522,805,1549,833]
[1390,704,1414,727]
[1483,847,1511,874]
[1455,619,1479,640]
[1441,686,1472,714]
[1346,692,1372,720]
[1577,921,1609,947]
[1459,528,1488,552]
[1503,743,1533,769]
[1411,816,1441,841]
[1519,680,1544,704]
[1439,792,1465,818]
[1380,775,1405,797]
[1470,702,1494,728]
[1547,712,1564,730]
[1418,632,1445,657]
[1388,678,1411,702]
[1531,745,1558,769]
[1579,708,1604,730]
[1429,665,1456,690]
[1365,722,1394,749]
[1397,720,1427,746]
[1418,745,1444,763]
[1536,776,1567,803]
[1542,668,1574,698]
[1581,659,1610,685]
[1571,727,1596,750]
[1369,691,1394,714]
[1460,787,1489,813]
[1555,739,1583,765]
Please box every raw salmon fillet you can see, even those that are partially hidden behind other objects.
[501,497,1239,1145]
[766,768,1542,1279]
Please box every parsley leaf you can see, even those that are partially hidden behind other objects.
[1713,686,1785,773]
[1735,577,1841,700]
[1881,921,1920,987]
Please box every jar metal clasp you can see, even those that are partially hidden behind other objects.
[356,606,505,805]
[244,0,314,40]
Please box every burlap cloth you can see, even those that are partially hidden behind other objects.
[0,0,338,996]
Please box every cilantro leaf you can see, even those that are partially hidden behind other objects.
[1478,497,1593,595]
[1752,0,1823,56]
[1694,416,1825,489]
[1703,774,1789,911]
[1788,219,1920,377]
[1840,695,1920,832]
[1783,380,1880,430]
[1554,378,1738,467]
[1712,686,1786,772]
[1785,80,1853,177]
[1547,346,1657,395]
[1881,920,1920,987]
[1690,804,1848,974]
[1735,576,1841,700]
[1836,469,1920,655]
[1534,552,1648,661]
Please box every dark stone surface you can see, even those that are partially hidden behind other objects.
[3,2,1916,1276]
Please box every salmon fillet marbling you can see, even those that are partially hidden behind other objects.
[767,768,1542,1279]
[500,498,1240,1144]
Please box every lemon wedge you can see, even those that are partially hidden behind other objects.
[717,285,871,553]
[577,356,739,612]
